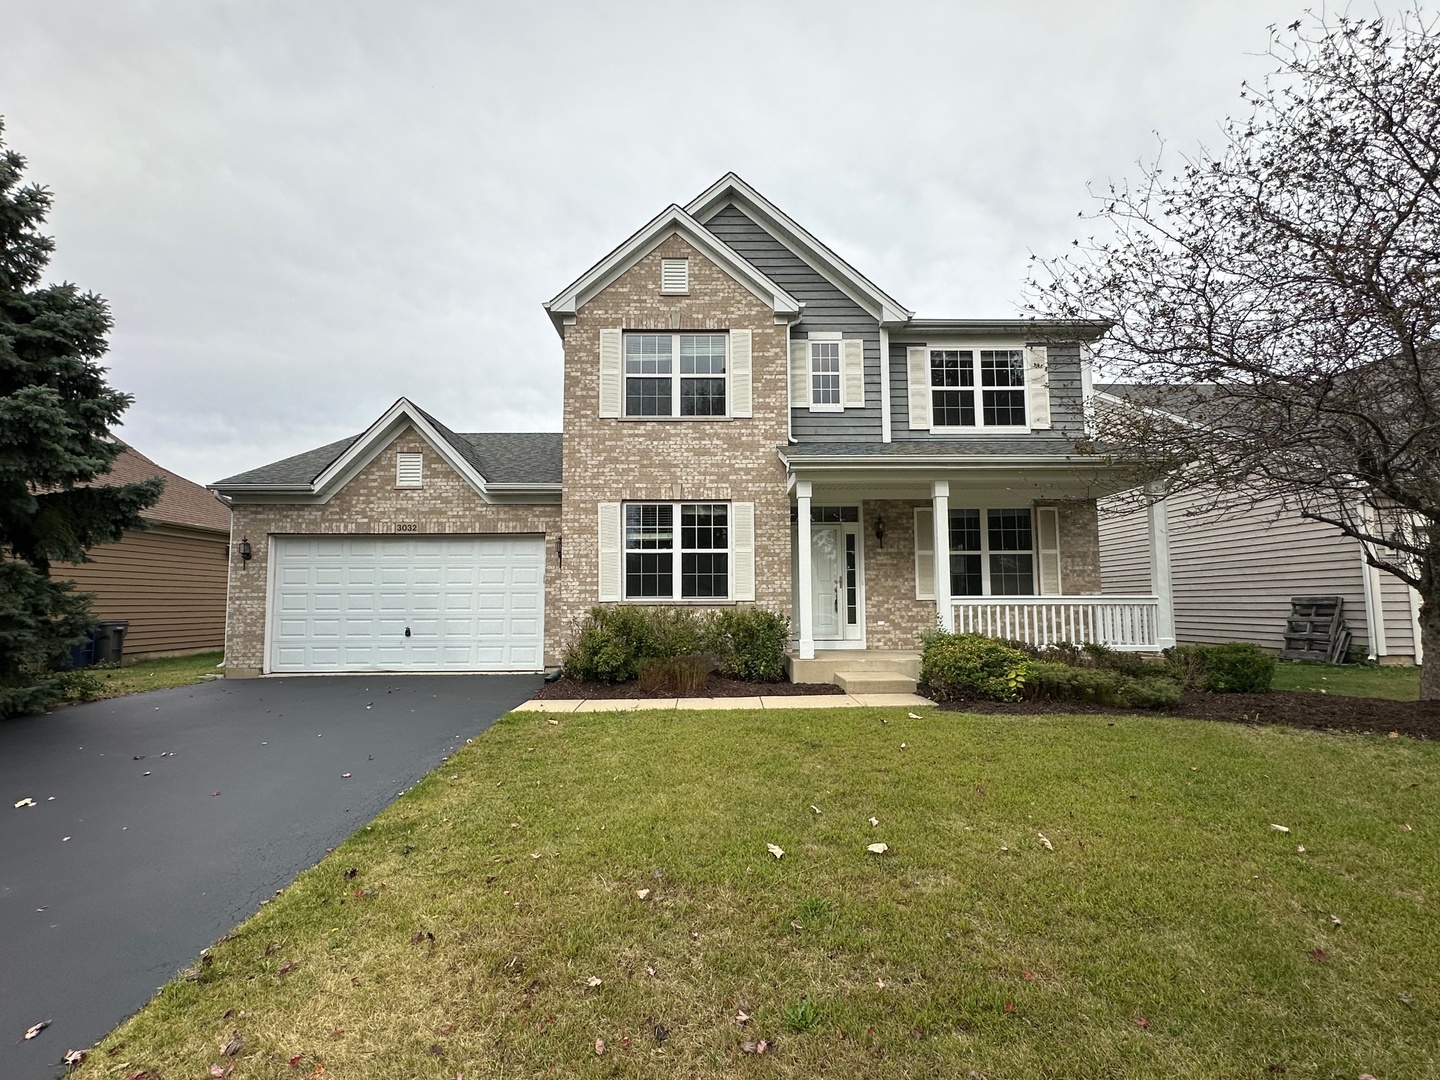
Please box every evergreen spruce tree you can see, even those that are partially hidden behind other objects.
[0,119,161,717]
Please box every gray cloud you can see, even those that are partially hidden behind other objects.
[2,0,1413,484]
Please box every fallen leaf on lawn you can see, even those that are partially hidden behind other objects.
[766,843,784,859]
[1400,823,1413,831]
[221,1031,244,1055]
[636,888,651,900]
[1330,914,1342,925]
[810,805,821,814]
[343,868,357,880]
[645,966,656,976]
[289,1054,304,1066]
[341,773,351,779]
[1398,992,1415,1007]
[1269,824,1290,833]
[14,798,35,808]
[278,962,296,976]
[1003,1001,1014,1013]
[876,978,886,988]
[1134,1017,1150,1029]
[429,1044,443,1056]
[212,792,222,797]
[867,842,889,854]
[900,742,908,749]
[62,1049,85,1065]
[594,1038,605,1056]
[587,976,603,987]
[654,1024,669,1042]
[1309,948,1328,963]
[23,1020,50,1039]
[735,1009,751,1024]
[1297,845,1306,853]
[740,1039,770,1054]
[547,718,559,726]
[908,711,922,719]
[1388,731,1399,739]
[1023,970,1035,980]
[209,1068,231,1079]
[869,816,879,827]
[530,852,541,859]
[1037,832,1054,851]
[438,1022,453,1035]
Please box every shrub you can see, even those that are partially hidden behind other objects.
[920,632,1033,702]
[1121,675,1183,709]
[637,654,712,696]
[1024,660,1180,709]
[563,605,707,683]
[1163,642,1274,693]
[709,608,789,683]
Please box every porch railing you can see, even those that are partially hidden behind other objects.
[951,595,1162,651]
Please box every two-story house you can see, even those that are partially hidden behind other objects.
[212,174,1174,683]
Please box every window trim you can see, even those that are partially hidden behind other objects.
[808,332,844,413]
[622,331,730,420]
[925,344,1030,433]
[622,500,732,602]
[914,504,1038,598]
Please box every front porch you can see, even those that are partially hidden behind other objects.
[783,452,1176,685]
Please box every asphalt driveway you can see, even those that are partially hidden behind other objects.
[0,673,539,1080]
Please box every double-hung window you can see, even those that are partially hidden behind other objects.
[917,506,1037,597]
[810,339,842,410]
[624,502,729,600]
[929,349,1027,429]
[623,332,727,417]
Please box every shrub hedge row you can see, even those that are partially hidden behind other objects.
[563,605,789,685]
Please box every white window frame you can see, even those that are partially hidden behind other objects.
[808,332,843,412]
[623,500,732,602]
[622,331,729,419]
[660,258,690,294]
[914,505,1037,598]
[395,452,423,488]
[927,345,1029,432]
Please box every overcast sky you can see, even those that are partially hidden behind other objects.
[2,1,1418,486]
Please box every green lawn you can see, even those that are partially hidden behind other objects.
[76,707,1438,1079]
[1272,660,1421,700]
[89,650,224,698]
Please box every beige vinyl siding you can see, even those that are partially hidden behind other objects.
[1378,571,1418,658]
[56,525,229,657]
[1099,488,1378,656]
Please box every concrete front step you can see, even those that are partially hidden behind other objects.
[834,671,918,695]
[787,650,920,685]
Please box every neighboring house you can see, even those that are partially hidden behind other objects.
[211,174,1177,683]
[57,445,233,659]
[1095,384,1424,664]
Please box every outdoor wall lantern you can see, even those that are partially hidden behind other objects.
[238,537,252,562]
[873,515,886,547]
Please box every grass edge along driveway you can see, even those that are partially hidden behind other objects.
[73,706,1437,1080]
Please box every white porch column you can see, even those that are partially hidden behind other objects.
[797,480,815,659]
[1146,481,1176,649]
[932,480,954,632]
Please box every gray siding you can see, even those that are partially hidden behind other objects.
[704,205,882,442]
[888,341,1086,438]
[1378,570,1418,658]
[1096,487,1414,658]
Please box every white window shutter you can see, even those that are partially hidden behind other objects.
[841,338,865,409]
[1025,345,1051,429]
[730,329,752,418]
[907,346,931,431]
[789,340,808,411]
[731,501,755,601]
[1036,505,1062,595]
[598,329,622,418]
[914,507,935,600]
[597,502,622,601]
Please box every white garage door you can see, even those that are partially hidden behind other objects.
[269,535,545,672]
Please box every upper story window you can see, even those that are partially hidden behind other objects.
[810,339,842,411]
[660,258,690,294]
[624,332,727,418]
[929,349,1027,429]
[395,452,423,487]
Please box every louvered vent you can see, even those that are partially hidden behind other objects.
[396,452,423,487]
[660,258,689,294]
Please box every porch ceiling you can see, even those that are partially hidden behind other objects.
[783,460,1141,502]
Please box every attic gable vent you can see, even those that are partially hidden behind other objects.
[660,258,689,294]
[396,452,423,487]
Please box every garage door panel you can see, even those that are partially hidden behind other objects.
[270,535,544,672]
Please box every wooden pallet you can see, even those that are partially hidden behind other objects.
[1280,595,1345,661]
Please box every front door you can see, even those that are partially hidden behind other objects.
[810,521,863,642]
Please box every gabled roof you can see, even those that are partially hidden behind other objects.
[210,399,562,500]
[543,203,802,335]
[686,172,914,327]
[82,445,231,532]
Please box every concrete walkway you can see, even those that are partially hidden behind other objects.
[513,692,935,712]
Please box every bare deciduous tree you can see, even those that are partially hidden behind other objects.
[1027,11,1440,697]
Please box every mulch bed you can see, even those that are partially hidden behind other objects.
[535,675,844,700]
[934,689,1440,740]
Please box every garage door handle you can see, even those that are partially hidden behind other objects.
[405,626,411,637]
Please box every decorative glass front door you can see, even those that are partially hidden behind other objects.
[809,516,862,642]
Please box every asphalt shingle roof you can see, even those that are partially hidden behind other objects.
[212,432,561,489]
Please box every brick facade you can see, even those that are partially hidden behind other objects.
[555,234,793,645]
[223,428,560,678]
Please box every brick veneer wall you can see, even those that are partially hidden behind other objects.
[556,234,793,648]
[1057,499,1102,594]
[223,427,560,678]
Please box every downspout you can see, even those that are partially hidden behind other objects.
[1357,499,1383,662]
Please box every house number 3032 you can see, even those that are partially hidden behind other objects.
[392,522,418,532]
